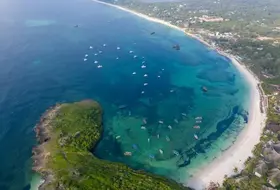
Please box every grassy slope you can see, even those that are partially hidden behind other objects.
[40,100,188,190]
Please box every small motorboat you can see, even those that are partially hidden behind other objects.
[144,74,148,77]
[173,150,179,156]
[144,83,148,86]
[194,134,199,140]
[141,65,146,68]
[103,44,106,47]
[85,54,88,57]
[143,118,147,124]
[166,136,170,142]
[174,119,179,123]
[158,120,164,124]
[142,61,146,64]
[124,151,132,156]
[116,135,121,139]
[201,86,208,92]
[159,149,163,154]
[172,44,180,50]
[133,55,137,58]
[193,125,200,129]
[141,91,145,94]
[117,47,120,50]
[196,120,202,123]
[99,50,102,54]
[97,65,102,68]
[132,72,136,75]
[157,134,160,139]
[170,89,174,93]
[116,57,119,60]
[84,58,87,61]
[129,50,133,53]
[94,61,98,64]
[181,113,187,117]
[158,75,161,78]
[195,117,202,120]
[141,126,146,130]
[89,46,93,49]
[149,154,155,159]
[94,53,98,56]
[168,125,172,130]
[148,138,150,143]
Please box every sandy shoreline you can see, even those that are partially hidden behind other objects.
[92,0,267,189]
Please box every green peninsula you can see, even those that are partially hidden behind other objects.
[32,100,188,190]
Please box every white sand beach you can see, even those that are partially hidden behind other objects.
[92,0,267,189]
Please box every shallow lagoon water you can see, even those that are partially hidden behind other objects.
[0,0,249,189]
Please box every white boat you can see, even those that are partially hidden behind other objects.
[94,53,98,56]
[196,120,202,123]
[97,65,102,68]
[103,44,106,47]
[144,74,148,77]
[116,136,121,139]
[84,58,87,61]
[141,126,146,130]
[157,134,160,138]
[181,113,187,116]
[170,89,174,92]
[158,120,164,124]
[162,69,165,71]
[94,61,98,64]
[132,72,136,75]
[174,119,179,123]
[144,83,148,86]
[124,151,132,156]
[158,75,161,78]
[116,57,119,60]
[142,61,146,64]
[141,91,145,94]
[194,134,199,140]
[99,50,102,54]
[129,50,133,53]
[85,54,88,57]
[141,65,146,68]
[166,136,170,142]
[148,138,150,143]
[195,117,203,120]
[117,47,120,50]
[168,125,172,130]
[159,149,163,154]
[133,55,137,58]
[89,46,93,49]
[173,150,179,156]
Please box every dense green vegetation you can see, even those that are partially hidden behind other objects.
[36,100,188,190]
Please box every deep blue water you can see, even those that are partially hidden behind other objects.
[0,0,250,189]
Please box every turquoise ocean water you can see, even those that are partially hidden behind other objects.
[0,0,250,189]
